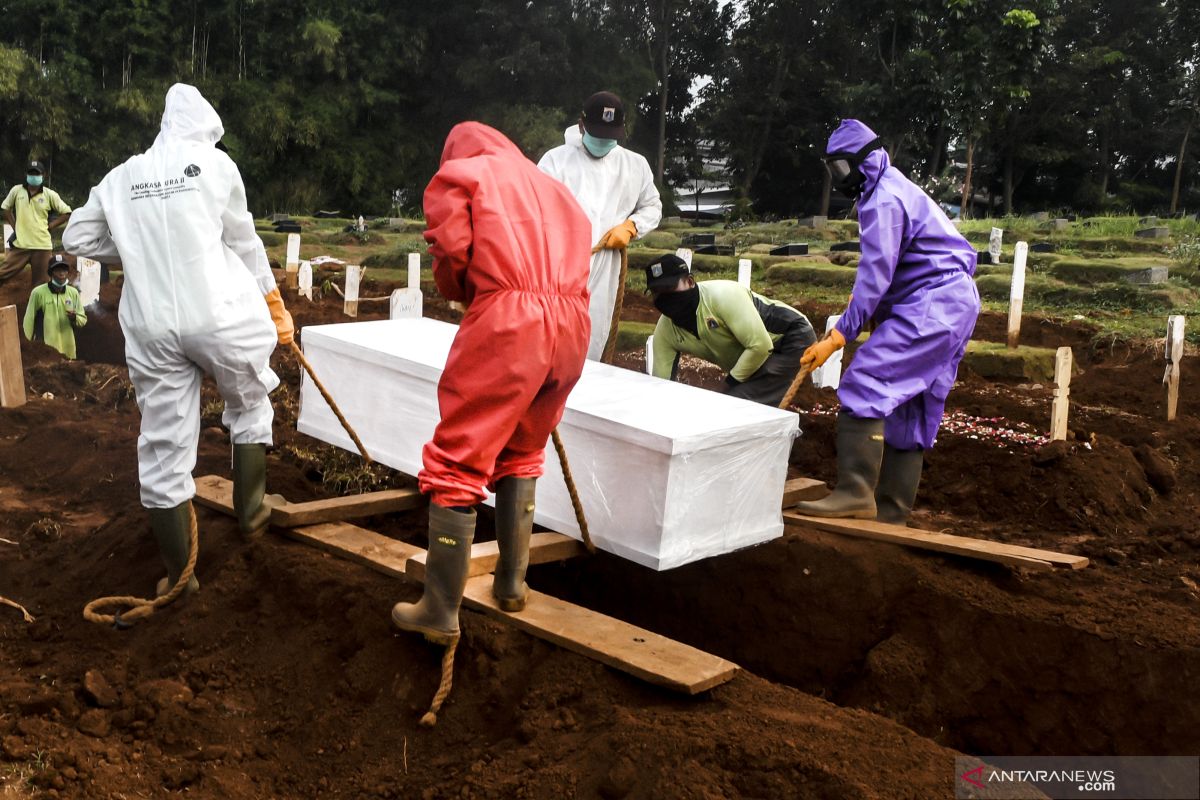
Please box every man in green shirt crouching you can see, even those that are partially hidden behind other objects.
[647,253,816,406]
[23,255,86,359]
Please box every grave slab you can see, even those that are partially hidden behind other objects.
[770,243,809,256]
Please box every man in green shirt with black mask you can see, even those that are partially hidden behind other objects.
[1,161,72,291]
[23,255,87,359]
[647,253,816,406]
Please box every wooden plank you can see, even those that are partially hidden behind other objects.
[272,487,427,527]
[406,532,586,583]
[782,477,827,505]
[0,305,26,409]
[284,522,423,579]
[194,474,235,513]
[460,576,737,694]
[783,511,1089,571]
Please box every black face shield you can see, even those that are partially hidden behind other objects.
[824,136,884,199]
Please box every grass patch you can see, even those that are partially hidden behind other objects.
[1050,258,1170,285]
[616,320,657,352]
[962,340,1060,382]
[765,262,858,288]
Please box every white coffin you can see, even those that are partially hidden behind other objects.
[296,319,799,570]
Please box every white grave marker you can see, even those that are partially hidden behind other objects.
[390,252,424,319]
[2,224,11,252]
[645,334,655,376]
[285,233,300,267]
[1007,241,1028,349]
[737,258,752,288]
[811,315,844,390]
[344,265,362,318]
[1050,346,1073,441]
[675,248,693,269]
[77,258,101,307]
[988,227,1003,264]
[298,260,313,300]
[1165,315,1185,421]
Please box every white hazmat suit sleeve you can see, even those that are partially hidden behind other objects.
[221,164,277,296]
[62,187,122,264]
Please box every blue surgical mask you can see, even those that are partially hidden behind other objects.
[26,175,43,187]
[582,131,618,159]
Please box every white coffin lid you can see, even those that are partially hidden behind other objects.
[301,319,798,456]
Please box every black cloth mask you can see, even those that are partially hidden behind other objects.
[653,286,700,336]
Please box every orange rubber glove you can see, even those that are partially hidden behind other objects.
[800,328,846,371]
[264,287,295,345]
[599,219,638,250]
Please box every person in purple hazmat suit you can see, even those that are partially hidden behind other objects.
[795,119,981,525]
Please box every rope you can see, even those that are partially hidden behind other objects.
[290,340,373,464]
[599,245,629,365]
[778,365,814,410]
[418,636,459,728]
[83,504,199,628]
[551,428,596,554]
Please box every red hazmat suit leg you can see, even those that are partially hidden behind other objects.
[418,295,577,508]
[490,309,589,486]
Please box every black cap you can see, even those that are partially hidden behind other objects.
[644,253,691,292]
[582,91,626,141]
[26,161,45,174]
[47,254,70,275]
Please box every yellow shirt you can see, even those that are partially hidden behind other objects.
[2,185,72,250]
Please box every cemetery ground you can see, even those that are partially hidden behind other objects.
[0,213,1198,799]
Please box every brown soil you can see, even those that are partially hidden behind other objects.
[1,274,1198,798]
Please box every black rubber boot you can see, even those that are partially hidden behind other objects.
[794,412,885,519]
[492,477,535,612]
[392,504,476,645]
[150,501,200,598]
[233,443,284,538]
[874,445,924,526]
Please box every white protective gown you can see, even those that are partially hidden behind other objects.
[63,83,279,509]
[538,126,662,359]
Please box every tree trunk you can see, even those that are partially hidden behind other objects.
[959,134,975,220]
[927,120,946,179]
[654,0,671,186]
[1004,149,1014,215]
[1170,112,1194,215]
[819,167,831,217]
[740,50,790,196]
[1098,125,1110,198]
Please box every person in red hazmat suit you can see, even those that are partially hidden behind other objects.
[391,122,592,644]
[63,84,293,597]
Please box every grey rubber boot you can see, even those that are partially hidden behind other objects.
[794,412,885,519]
[874,445,924,526]
[392,504,476,645]
[233,443,284,538]
[492,477,536,612]
[150,501,200,598]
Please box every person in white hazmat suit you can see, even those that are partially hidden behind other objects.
[63,83,293,597]
[538,91,662,360]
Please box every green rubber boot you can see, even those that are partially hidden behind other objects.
[794,412,885,519]
[233,443,284,538]
[492,477,536,612]
[391,504,476,645]
[874,445,924,526]
[150,501,200,598]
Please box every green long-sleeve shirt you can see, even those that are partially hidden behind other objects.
[23,283,87,359]
[651,280,798,382]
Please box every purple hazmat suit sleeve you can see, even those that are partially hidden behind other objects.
[836,194,906,342]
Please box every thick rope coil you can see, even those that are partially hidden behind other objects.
[83,504,199,628]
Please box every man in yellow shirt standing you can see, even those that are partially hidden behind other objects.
[23,255,86,359]
[1,161,72,291]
